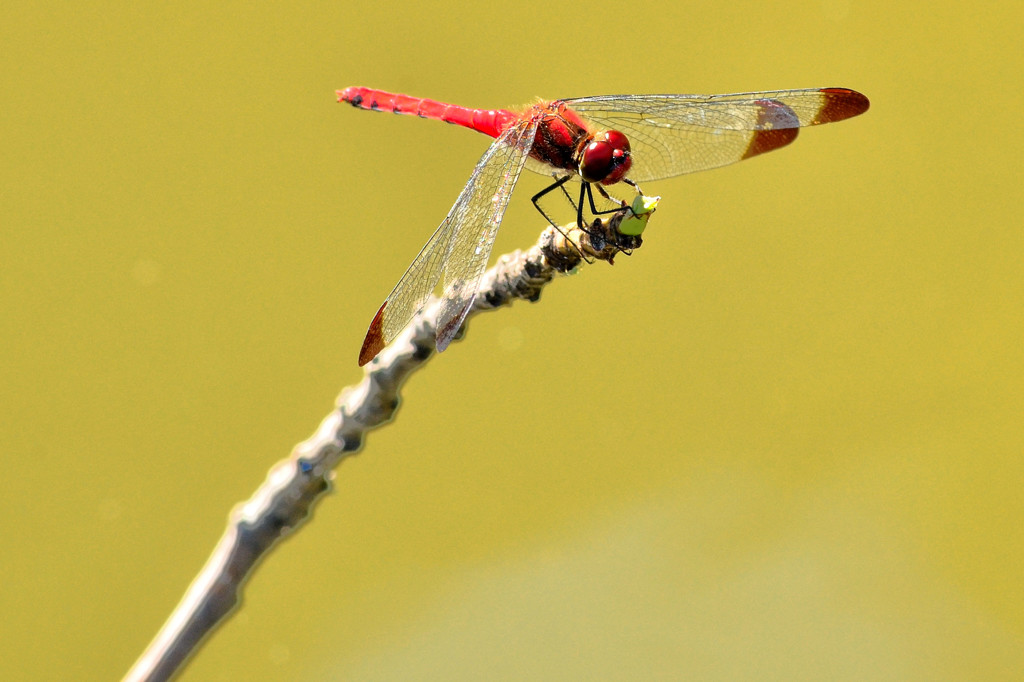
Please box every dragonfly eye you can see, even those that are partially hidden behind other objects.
[578,130,632,185]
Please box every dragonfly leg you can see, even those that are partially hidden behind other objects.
[608,179,645,257]
[542,173,590,228]
[554,174,579,210]
[622,177,645,196]
[589,184,629,216]
[587,184,638,259]
[532,175,590,262]
[531,175,574,226]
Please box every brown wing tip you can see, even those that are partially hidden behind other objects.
[742,99,801,160]
[743,127,800,159]
[358,301,388,366]
[815,88,870,124]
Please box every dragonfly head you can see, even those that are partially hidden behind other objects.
[577,130,632,185]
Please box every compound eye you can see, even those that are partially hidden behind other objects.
[578,130,632,185]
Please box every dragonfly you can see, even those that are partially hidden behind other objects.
[338,86,869,365]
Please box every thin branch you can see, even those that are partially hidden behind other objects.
[123,197,658,682]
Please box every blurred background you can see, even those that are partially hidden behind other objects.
[2,0,1022,679]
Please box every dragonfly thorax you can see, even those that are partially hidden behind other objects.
[577,130,632,185]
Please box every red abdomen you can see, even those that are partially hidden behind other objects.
[337,87,518,139]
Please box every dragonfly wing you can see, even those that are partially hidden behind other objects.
[358,118,539,365]
[564,89,868,182]
[435,118,540,351]
[359,206,457,365]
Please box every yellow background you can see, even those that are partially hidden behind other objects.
[2,0,1022,679]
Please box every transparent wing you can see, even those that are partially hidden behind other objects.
[435,117,540,351]
[358,117,539,364]
[563,88,868,182]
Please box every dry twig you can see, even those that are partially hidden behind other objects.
[124,197,658,681]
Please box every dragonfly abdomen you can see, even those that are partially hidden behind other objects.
[338,87,518,139]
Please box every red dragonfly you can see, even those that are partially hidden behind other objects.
[339,86,869,365]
